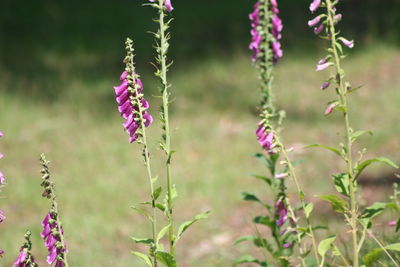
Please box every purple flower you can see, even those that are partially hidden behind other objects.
[388,220,397,227]
[334,14,342,24]
[283,242,292,248]
[0,172,5,185]
[256,124,276,154]
[314,24,324,35]
[340,38,354,48]
[0,210,5,223]
[325,103,336,115]
[321,81,330,90]
[309,0,321,12]
[316,62,332,71]
[275,199,288,227]
[275,173,288,179]
[149,0,173,12]
[249,2,261,61]
[114,70,153,143]
[0,250,4,257]
[308,15,322,27]
[13,251,28,266]
[41,213,67,266]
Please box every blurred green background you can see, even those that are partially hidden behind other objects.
[0,0,399,266]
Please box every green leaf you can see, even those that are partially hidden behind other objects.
[363,248,383,266]
[157,251,177,267]
[306,144,342,157]
[363,243,400,266]
[253,216,274,228]
[176,211,211,242]
[251,174,272,186]
[131,251,152,266]
[396,218,400,232]
[362,202,388,220]
[319,195,348,213]
[318,236,336,257]
[350,130,373,143]
[156,203,166,212]
[355,157,399,179]
[234,255,268,266]
[234,235,256,245]
[304,203,314,219]
[131,237,154,245]
[157,224,171,244]
[131,206,151,220]
[332,173,350,197]
[241,192,260,202]
[153,187,162,200]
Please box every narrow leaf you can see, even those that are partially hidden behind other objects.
[319,195,348,213]
[355,157,399,179]
[304,203,314,219]
[156,251,177,267]
[176,211,211,242]
[157,224,171,243]
[306,144,342,157]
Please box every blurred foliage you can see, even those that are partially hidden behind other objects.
[0,0,399,100]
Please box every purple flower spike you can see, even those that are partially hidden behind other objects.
[308,15,322,27]
[41,213,67,266]
[309,0,321,12]
[341,38,354,48]
[114,70,153,143]
[256,123,276,154]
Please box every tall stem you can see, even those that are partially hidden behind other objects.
[279,141,320,265]
[157,0,175,255]
[326,0,358,265]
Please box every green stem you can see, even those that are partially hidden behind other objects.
[326,1,358,266]
[133,74,159,266]
[52,200,69,267]
[157,0,175,256]
[279,141,320,265]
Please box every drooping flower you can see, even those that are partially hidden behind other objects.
[115,71,153,143]
[275,199,288,227]
[256,123,276,154]
[314,24,324,35]
[309,0,321,12]
[148,0,173,12]
[324,103,336,115]
[308,15,322,27]
[41,212,67,266]
[321,81,330,90]
[0,210,5,223]
[249,0,283,63]
[249,2,261,61]
[340,38,354,48]
[275,173,289,179]
[316,62,332,71]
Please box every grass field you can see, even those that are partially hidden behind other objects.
[0,44,399,266]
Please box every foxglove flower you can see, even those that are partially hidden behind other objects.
[13,231,38,267]
[256,123,276,153]
[41,213,67,266]
[114,71,153,143]
[249,0,283,63]
[275,199,288,227]
[309,0,321,12]
[388,220,397,227]
[0,210,5,223]
[324,103,336,115]
[0,250,4,257]
[249,2,261,61]
[148,0,173,12]
[340,38,354,48]
[308,15,322,27]
[316,62,332,71]
[321,81,330,90]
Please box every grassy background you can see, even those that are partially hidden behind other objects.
[1,0,400,266]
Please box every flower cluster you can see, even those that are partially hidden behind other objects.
[13,231,38,267]
[275,198,295,249]
[149,0,173,12]
[308,0,354,96]
[256,122,276,153]
[249,0,283,63]
[114,66,153,143]
[39,154,68,267]
[41,212,67,266]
